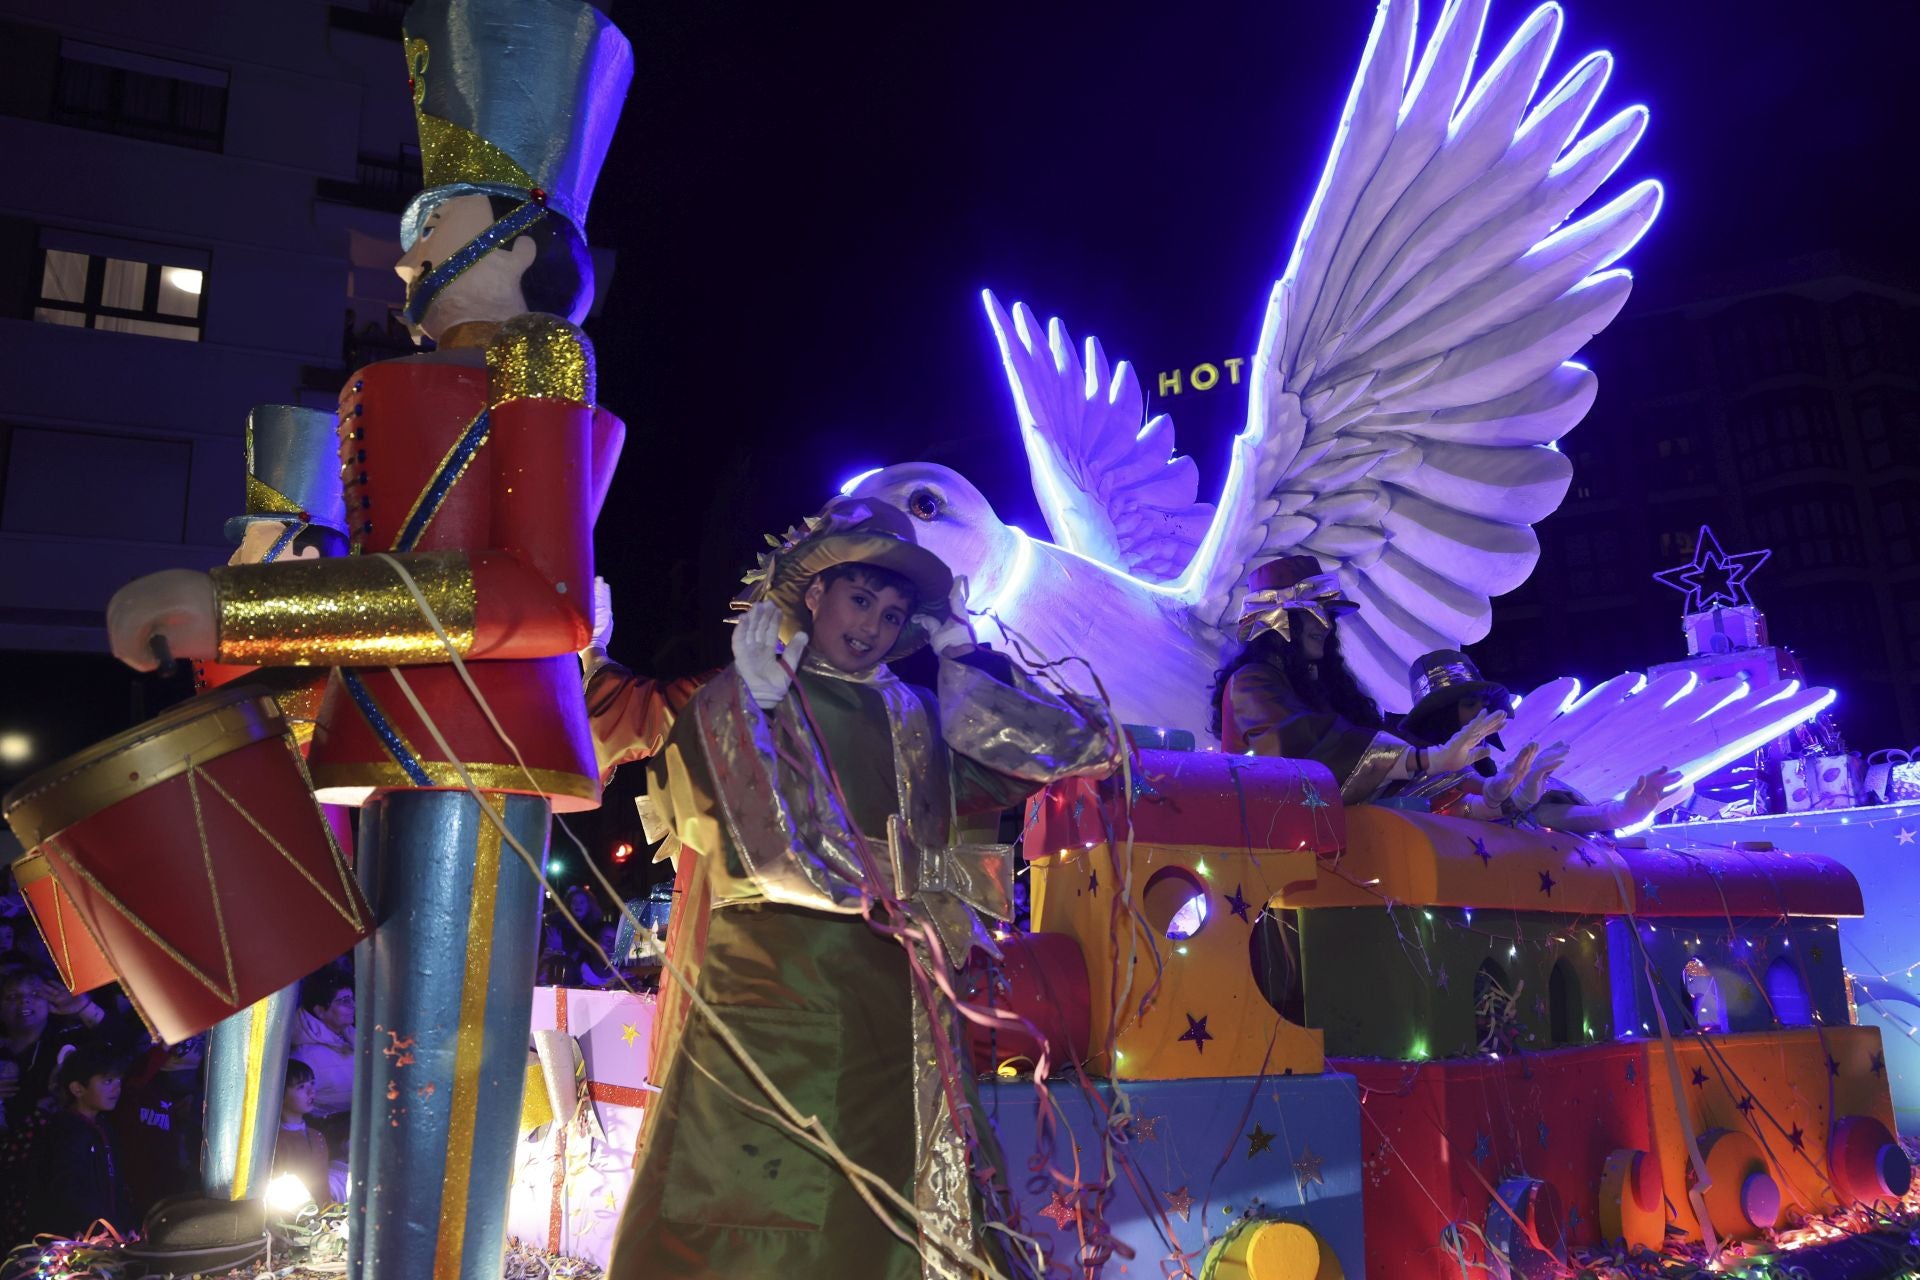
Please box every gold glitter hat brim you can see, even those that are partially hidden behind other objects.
[746,520,954,664]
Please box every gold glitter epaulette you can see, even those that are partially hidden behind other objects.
[486,313,594,408]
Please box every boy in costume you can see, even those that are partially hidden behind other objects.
[609,501,1116,1280]
[102,3,634,1275]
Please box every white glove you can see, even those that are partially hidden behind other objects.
[590,576,614,652]
[1482,742,1541,808]
[925,577,977,659]
[732,601,806,709]
[1601,766,1685,830]
[1513,741,1572,809]
[1430,709,1506,775]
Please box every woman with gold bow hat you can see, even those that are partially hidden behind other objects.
[610,499,1115,1280]
[1211,556,1504,804]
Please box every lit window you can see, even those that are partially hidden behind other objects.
[34,238,204,341]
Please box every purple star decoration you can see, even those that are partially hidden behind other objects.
[1225,886,1252,922]
[1652,525,1771,613]
[1179,1013,1213,1054]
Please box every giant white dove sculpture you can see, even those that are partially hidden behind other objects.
[851,0,1663,741]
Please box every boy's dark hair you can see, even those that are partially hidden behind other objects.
[284,1058,315,1089]
[53,1037,125,1099]
[299,969,352,1015]
[486,195,594,321]
[815,562,920,611]
[0,963,55,999]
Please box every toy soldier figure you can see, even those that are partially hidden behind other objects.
[105,3,633,1276]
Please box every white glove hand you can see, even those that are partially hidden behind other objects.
[590,576,614,652]
[1602,766,1685,830]
[1513,741,1572,809]
[1482,742,1540,808]
[926,577,977,659]
[1431,709,1506,775]
[107,569,217,671]
[732,601,806,709]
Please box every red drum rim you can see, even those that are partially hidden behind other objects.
[2,686,288,849]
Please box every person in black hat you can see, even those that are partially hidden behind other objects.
[1211,556,1503,803]
[611,499,1116,1280]
[1399,648,1682,832]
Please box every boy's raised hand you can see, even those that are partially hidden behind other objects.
[733,601,806,709]
[926,577,978,658]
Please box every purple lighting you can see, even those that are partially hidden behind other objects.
[1652,525,1772,612]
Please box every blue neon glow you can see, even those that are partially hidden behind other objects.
[839,467,883,496]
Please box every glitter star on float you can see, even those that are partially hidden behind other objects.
[1164,1185,1194,1221]
[1292,1144,1325,1190]
[1225,885,1252,922]
[1537,1121,1551,1149]
[1737,1094,1755,1117]
[1787,1124,1806,1152]
[620,1022,639,1047]
[1625,1062,1636,1085]
[1825,1055,1841,1077]
[1899,828,1917,846]
[1690,1067,1708,1088]
[1652,525,1772,612]
[1246,1124,1275,1158]
[1130,1114,1162,1142]
[1179,1012,1214,1054]
[1471,1132,1491,1163]
[1538,870,1556,898]
[1088,870,1099,895]
[1038,1190,1078,1229]
[1472,838,1493,867]
[1873,1052,1887,1077]
[1639,878,1661,905]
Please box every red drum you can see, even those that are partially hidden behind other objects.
[11,851,117,994]
[2,686,372,1044]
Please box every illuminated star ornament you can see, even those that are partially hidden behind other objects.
[1224,886,1252,922]
[1164,1186,1194,1221]
[1293,1144,1325,1190]
[619,1022,639,1047]
[1652,525,1771,613]
[1038,1190,1079,1229]
[1246,1124,1275,1157]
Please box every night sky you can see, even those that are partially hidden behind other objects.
[584,0,1918,677]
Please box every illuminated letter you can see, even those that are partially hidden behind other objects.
[1157,368,1182,397]
[1225,357,1245,384]
[1190,363,1219,392]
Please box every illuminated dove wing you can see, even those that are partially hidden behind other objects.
[1177,0,1661,712]
[1493,671,1837,807]
[984,292,1214,582]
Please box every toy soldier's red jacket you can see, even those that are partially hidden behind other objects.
[208,314,622,812]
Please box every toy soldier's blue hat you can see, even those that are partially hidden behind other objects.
[398,0,634,250]
[224,405,348,543]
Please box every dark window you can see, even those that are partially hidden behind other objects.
[1548,957,1585,1044]
[33,236,205,341]
[50,40,226,151]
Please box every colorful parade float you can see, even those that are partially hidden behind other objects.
[6,0,1920,1278]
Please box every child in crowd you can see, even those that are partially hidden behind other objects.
[272,1059,329,1205]
[31,1039,132,1238]
[289,971,354,1152]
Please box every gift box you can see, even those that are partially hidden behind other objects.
[1682,605,1768,656]
[506,986,657,1267]
[1782,752,1866,812]
[1865,749,1920,804]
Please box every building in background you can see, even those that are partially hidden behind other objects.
[0,0,417,660]
[1469,251,1920,754]
[0,0,417,788]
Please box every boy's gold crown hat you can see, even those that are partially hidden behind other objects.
[736,499,953,662]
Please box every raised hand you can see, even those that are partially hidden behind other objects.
[732,601,806,709]
[1512,741,1572,809]
[926,576,978,659]
[590,576,615,653]
[1432,709,1507,775]
[1483,742,1541,808]
[1603,766,1685,831]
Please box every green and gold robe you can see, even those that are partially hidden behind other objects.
[609,649,1113,1280]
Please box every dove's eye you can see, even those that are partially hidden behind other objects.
[906,489,941,521]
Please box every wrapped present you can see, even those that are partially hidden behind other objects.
[1682,605,1768,655]
[506,986,657,1267]
[1865,749,1920,803]
[1782,752,1866,812]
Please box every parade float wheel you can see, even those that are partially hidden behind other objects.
[1200,1218,1345,1280]
[1598,1148,1665,1253]
[1697,1128,1781,1239]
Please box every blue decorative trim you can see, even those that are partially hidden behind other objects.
[341,669,432,786]
[401,199,549,330]
[394,409,490,553]
[261,522,302,565]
